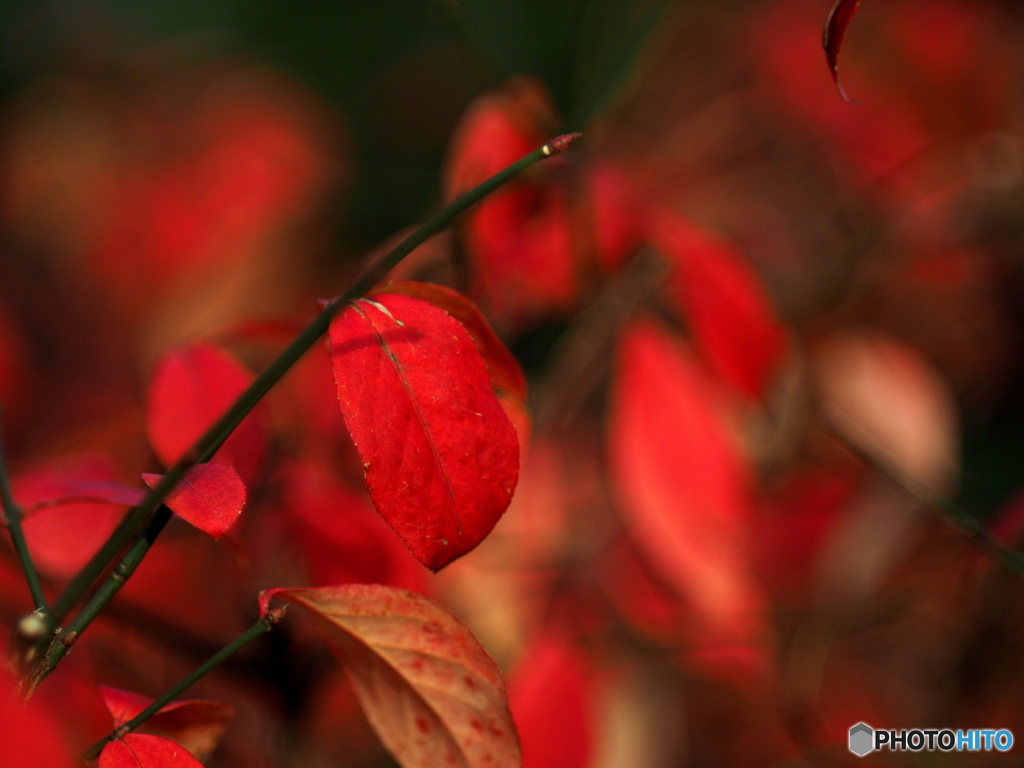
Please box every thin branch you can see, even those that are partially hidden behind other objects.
[27,133,582,679]
[81,609,285,763]
[824,409,1024,579]
[0,409,47,612]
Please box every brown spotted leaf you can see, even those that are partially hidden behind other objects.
[260,584,521,768]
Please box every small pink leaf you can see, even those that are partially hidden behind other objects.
[328,293,519,571]
[823,0,865,103]
[142,463,246,539]
[99,734,203,768]
[260,584,521,768]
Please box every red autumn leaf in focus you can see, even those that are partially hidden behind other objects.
[823,0,865,103]
[98,685,234,763]
[508,631,595,768]
[0,668,75,768]
[14,455,141,577]
[259,585,521,768]
[444,76,576,326]
[608,317,767,658]
[328,294,519,571]
[145,341,267,484]
[378,282,527,404]
[371,283,532,457]
[142,463,246,540]
[649,210,788,400]
[99,734,203,768]
[283,458,427,593]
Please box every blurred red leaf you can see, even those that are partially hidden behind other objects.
[99,734,203,768]
[378,282,527,403]
[142,463,246,540]
[328,294,519,571]
[599,538,688,645]
[650,210,788,399]
[753,466,862,601]
[588,163,644,273]
[0,304,27,421]
[14,455,138,577]
[0,668,74,768]
[444,76,557,200]
[145,341,267,484]
[23,481,144,514]
[259,584,521,768]
[823,0,864,103]
[608,317,766,652]
[283,458,427,593]
[93,77,330,296]
[99,685,233,763]
[508,632,594,768]
[444,77,576,325]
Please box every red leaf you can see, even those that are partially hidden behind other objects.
[0,304,27,422]
[283,458,427,592]
[588,163,644,273]
[444,76,557,201]
[0,668,74,768]
[508,632,594,768]
[376,282,527,403]
[14,455,139,577]
[608,317,766,653]
[328,294,519,571]
[98,686,234,763]
[259,585,520,768]
[649,210,788,399]
[99,734,203,768]
[823,0,864,103]
[598,538,688,645]
[145,341,267,484]
[142,463,246,539]
[444,77,577,326]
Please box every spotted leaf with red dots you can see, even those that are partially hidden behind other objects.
[260,585,521,768]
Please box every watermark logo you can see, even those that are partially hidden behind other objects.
[848,723,873,757]
[848,724,1014,757]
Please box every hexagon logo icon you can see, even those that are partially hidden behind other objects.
[849,723,874,757]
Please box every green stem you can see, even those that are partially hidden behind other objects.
[35,506,172,686]
[81,609,284,763]
[34,133,581,675]
[0,410,47,613]
[827,415,1024,579]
